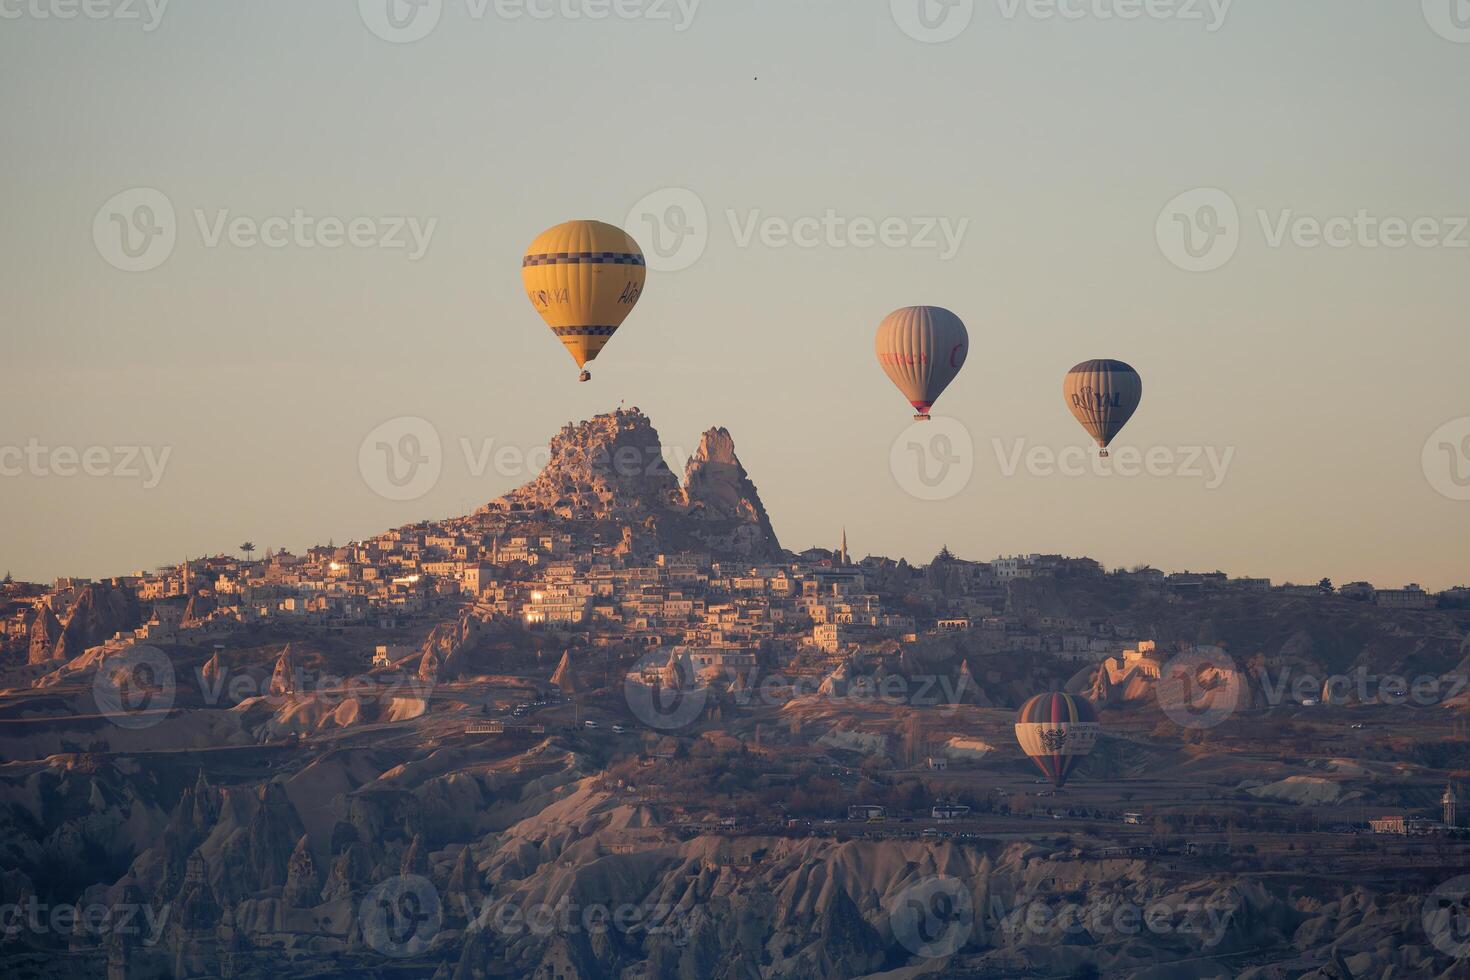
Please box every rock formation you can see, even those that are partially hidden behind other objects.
[478,409,781,561]
[53,582,140,661]
[28,603,62,664]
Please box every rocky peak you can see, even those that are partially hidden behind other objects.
[551,649,578,695]
[481,408,677,522]
[678,427,779,543]
[269,645,298,697]
[477,409,780,561]
[54,583,139,661]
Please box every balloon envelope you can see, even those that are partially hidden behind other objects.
[875,307,969,418]
[523,220,646,372]
[1014,692,1100,788]
[1063,359,1142,452]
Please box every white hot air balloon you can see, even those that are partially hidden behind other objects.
[875,306,969,421]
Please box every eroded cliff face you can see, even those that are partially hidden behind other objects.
[479,409,782,561]
[47,583,140,662]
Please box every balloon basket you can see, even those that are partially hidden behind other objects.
[1099,450,1110,459]
[578,371,592,383]
[914,414,931,422]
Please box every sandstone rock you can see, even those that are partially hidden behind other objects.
[283,834,321,907]
[477,409,781,562]
[28,603,62,664]
[54,582,139,661]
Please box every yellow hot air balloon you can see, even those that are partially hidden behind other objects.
[1063,359,1143,458]
[523,220,646,382]
[875,307,969,421]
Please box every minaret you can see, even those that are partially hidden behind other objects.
[840,528,848,566]
[1444,781,1458,828]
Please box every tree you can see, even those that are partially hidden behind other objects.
[240,542,256,562]
[1319,578,1334,594]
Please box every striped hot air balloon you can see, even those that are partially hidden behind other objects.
[875,306,969,421]
[1014,692,1100,788]
[1063,359,1142,457]
[523,220,646,382]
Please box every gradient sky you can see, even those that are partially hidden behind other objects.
[2,1,1469,589]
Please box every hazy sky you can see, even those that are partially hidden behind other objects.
[3,1,1469,589]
